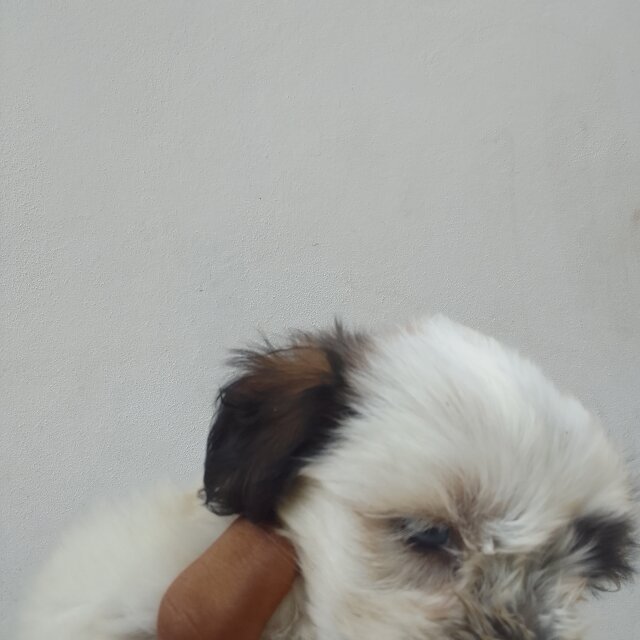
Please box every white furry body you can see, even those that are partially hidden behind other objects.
[19,317,636,640]
[18,487,234,640]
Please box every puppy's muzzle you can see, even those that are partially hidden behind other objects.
[448,556,562,640]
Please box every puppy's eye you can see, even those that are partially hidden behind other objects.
[408,526,450,549]
[406,525,451,550]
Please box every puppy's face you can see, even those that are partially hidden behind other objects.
[204,317,636,640]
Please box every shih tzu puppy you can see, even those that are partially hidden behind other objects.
[20,316,636,639]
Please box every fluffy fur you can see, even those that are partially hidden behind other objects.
[19,316,637,640]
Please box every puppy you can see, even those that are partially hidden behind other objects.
[19,316,637,639]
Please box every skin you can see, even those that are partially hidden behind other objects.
[157,518,298,640]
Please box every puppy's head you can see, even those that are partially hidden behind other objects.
[203,317,637,640]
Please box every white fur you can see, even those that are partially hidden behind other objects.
[19,486,231,640]
[19,317,635,640]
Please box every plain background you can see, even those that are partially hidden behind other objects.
[2,1,639,637]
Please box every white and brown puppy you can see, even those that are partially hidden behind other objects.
[20,316,637,640]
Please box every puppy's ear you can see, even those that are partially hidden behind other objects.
[203,327,362,523]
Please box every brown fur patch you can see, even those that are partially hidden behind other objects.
[203,324,367,522]
[230,344,335,395]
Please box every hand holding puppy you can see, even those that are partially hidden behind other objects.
[157,518,297,640]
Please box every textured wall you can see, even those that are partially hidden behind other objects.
[2,1,639,637]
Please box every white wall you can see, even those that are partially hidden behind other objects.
[2,1,639,637]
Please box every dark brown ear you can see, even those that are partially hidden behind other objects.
[203,326,363,523]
